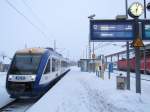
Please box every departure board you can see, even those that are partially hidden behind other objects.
[90,20,135,41]
[142,21,150,40]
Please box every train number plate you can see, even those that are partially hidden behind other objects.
[15,76,26,80]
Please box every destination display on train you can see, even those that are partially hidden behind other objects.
[90,20,135,41]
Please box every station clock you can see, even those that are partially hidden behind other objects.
[128,2,144,18]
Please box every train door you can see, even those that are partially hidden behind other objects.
[39,58,51,85]
[52,58,59,78]
[57,59,61,75]
[50,57,52,73]
[55,59,61,76]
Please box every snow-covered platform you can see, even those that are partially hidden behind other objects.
[0,72,14,108]
[27,67,150,112]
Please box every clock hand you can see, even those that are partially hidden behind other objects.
[136,7,138,13]
[136,3,139,13]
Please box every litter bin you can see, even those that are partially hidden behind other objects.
[116,75,127,90]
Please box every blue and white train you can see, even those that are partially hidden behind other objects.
[6,48,70,98]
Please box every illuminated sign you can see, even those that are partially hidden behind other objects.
[90,20,136,41]
[142,20,150,40]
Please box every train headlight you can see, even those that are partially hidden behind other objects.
[8,75,13,80]
[31,75,36,81]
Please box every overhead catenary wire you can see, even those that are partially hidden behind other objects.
[21,0,47,28]
[21,0,63,49]
[5,0,48,38]
[94,42,112,50]
[94,42,111,49]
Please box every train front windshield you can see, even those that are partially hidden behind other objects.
[9,54,42,75]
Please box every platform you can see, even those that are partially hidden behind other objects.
[27,67,150,112]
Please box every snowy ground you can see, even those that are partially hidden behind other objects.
[110,70,150,97]
[27,67,150,112]
[0,72,14,108]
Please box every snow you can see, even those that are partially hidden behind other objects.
[0,72,14,108]
[28,67,150,112]
[111,70,150,96]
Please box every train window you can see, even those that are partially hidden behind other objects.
[61,61,63,67]
[55,60,59,71]
[9,54,42,75]
[52,58,56,72]
[44,59,50,74]
[58,60,61,70]
[61,61,67,67]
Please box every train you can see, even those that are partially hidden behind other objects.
[117,56,150,74]
[6,47,70,98]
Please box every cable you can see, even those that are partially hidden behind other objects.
[5,0,48,38]
[94,43,110,50]
[21,0,47,28]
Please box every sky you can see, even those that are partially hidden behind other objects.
[0,0,150,63]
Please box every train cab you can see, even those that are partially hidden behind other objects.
[6,48,69,98]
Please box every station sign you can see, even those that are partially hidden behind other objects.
[142,20,150,40]
[90,20,136,41]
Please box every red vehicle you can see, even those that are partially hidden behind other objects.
[117,56,150,74]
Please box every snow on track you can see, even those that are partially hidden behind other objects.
[27,67,150,112]
[0,99,38,112]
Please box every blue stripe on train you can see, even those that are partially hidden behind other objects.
[34,50,50,92]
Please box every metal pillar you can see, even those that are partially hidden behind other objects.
[108,70,111,79]
[134,19,141,93]
[117,54,119,61]
[125,0,128,18]
[143,0,147,75]
[54,40,56,51]
[126,41,130,90]
[105,57,107,67]
[92,42,94,55]
[144,0,147,19]
[86,47,88,59]
[135,48,141,93]
[88,15,95,59]
[117,54,119,70]
[144,47,146,75]
[125,0,130,90]
[88,18,91,59]
[111,56,112,62]
[89,37,91,59]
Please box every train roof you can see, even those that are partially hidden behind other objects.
[15,48,64,57]
[15,47,68,61]
[16,48,47,54]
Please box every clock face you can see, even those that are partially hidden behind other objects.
[129,2,144,18]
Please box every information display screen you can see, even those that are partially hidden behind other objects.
[90,20,135,41]
[142,21,150,40]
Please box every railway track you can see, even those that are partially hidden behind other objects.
[115,71,150,81]
[0,98,38,112]
[106,70,150,82]
[0,70,70,112]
